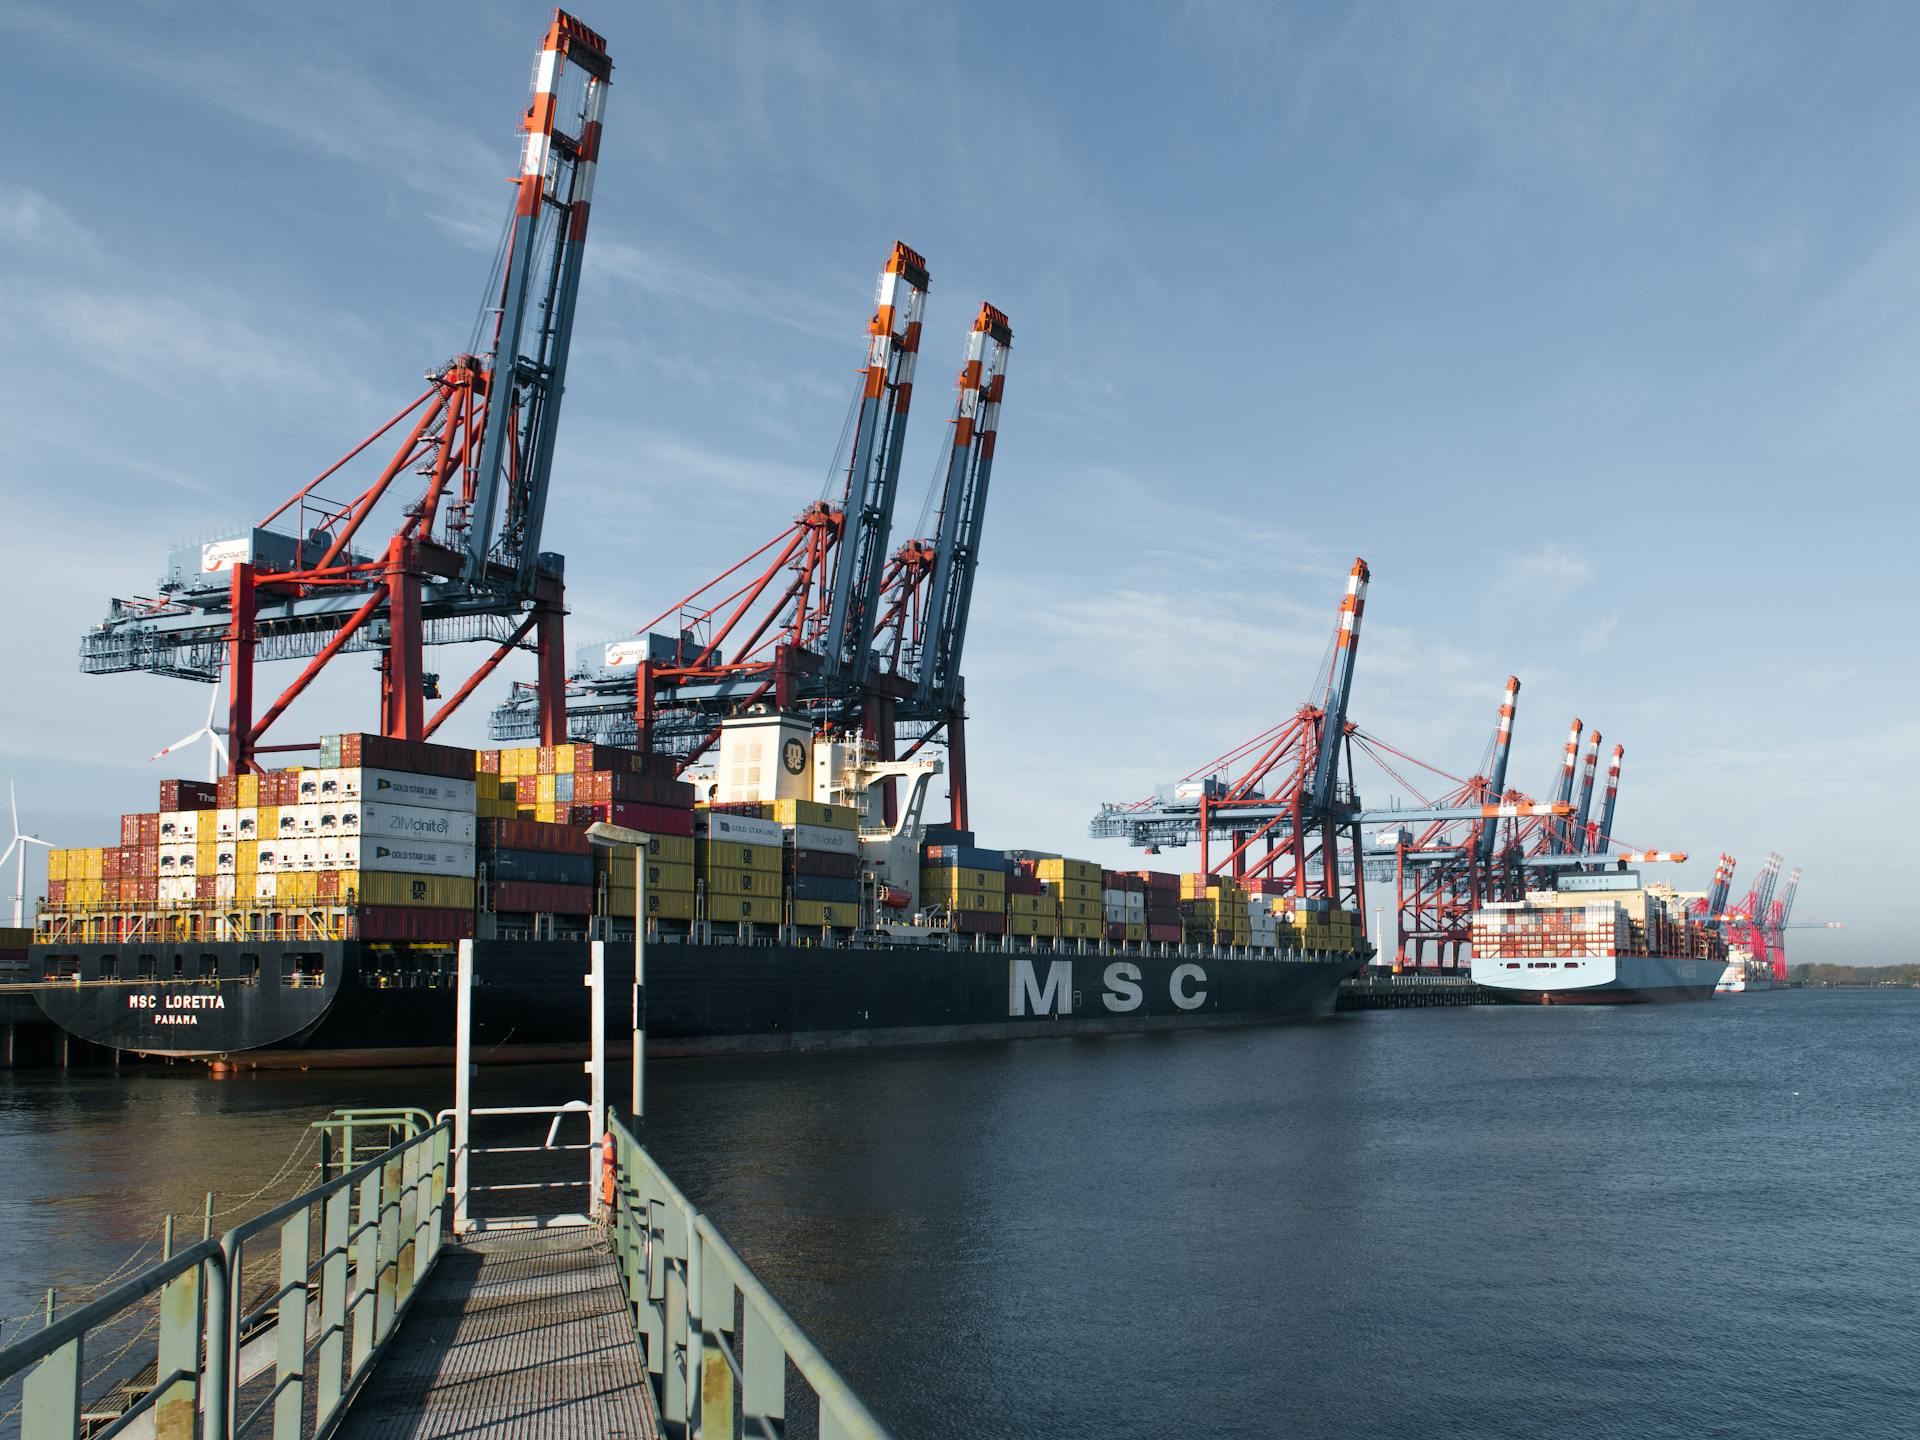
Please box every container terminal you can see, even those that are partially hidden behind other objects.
[1,4,1840,1069]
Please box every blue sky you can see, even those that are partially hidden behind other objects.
[1,2,1910,961]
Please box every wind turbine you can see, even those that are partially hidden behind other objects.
[151,669,229,783]
[3,779,53,929]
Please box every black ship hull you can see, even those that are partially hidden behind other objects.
[30,938,1361,1066]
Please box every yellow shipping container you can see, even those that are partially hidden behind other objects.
[1035,857,1101,883]
[703,866,782,898]
[535,774,558,804]
[707,894,779,925]
[603,860,695,894]
[793,899,858,928]
[609,886,695,920]
[1009,913,1061,938]
[697,840,781,874]
[1047,878,1099,903]
[336,872,476,909]
[1124,922,1146,942]
[1008,893,1051,917]
[1060,917,1101,940]
[237,840,258,876]
[534,802,559,824]
[1058,897,1100,922]
[279,872,319,904]
[772,798,858,831]
[921,868,1006,894]
[237,773,259,807]
[923,889,1001,915]
[602,834,697,867]
[48,849,70,881]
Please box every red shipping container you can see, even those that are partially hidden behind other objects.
[195,876,218,901]
[317,872,340,900]
[135,876,159,904]
[1007,873,1044,896]
[353,906,475,942]
[120,814,141,846]
[953,911,1007,935]
[335,734,474,779]
[481,818,591,855]
[606,801,694,837]
[102,848,121,881]
[216,775,239,808]
[1148,923,1182,942]
[138,815,160,846]
[536,746,557,774]
[46,880,65,907]
[477,750,501,775]
[490,880,592,915]
[1104,922,1127,941]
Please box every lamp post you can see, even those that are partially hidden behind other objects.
[586,822,649,1120]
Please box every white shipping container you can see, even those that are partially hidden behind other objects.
[214,875,236,902]
[215,843,237,872]
[158,843,196,875]
[234,807,259,838]
[255,843,283,874]
[1125,893,1146,916]
[340,837,477,876]
[791,822,858,856]
[333,768,477,811]
[157,810,196,842]
[159,875,196,904]
[339,802,477,846]
[214,808,241,840]
[703,812,784,847]
[288,838,320,871]
[254,874,278,902]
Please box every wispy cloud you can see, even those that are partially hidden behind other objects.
[1492,544,1595,600]
[1579,614,1619,653]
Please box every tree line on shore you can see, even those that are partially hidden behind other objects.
[1790,962,1920,987]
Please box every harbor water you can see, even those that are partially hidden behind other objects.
[2,990,1915,1437]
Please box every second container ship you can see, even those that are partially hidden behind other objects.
[1468,872,1729,1003]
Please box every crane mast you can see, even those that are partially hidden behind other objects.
[1570,730,1603,853]
[822,242,929,686]
[1305,560,1369,813]
[914,303,1013,712]
[1591,744,1623,854]
[1473,676,1521,870]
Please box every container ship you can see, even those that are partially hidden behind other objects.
[29,718,1367,1066]
[1467,871,1728,1003]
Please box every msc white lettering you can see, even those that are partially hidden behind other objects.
[1010,958,1071,1017]
[1171,963,1208,1011]
[1102,962,1143,1012]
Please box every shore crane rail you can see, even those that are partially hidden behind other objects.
[76,11,614,773]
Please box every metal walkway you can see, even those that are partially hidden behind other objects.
[337,1229,660,1440]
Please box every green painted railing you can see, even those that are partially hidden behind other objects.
[607,1116,894,1440]
[0,1115,450,1439]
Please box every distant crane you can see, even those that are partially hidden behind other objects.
[77,12,614,772]
[1089,560,1576,936]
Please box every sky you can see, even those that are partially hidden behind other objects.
[1,1,1912,963]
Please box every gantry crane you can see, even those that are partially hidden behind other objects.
[78,12,613,773]
[487,246,1011,825]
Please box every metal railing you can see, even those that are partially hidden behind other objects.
[0,1116,450,1440]
[607,1116,893,1440]
[442,1100,599,1234]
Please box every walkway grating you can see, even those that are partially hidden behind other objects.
[337,1227,661,1439]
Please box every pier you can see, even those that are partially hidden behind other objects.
[0,937,893,1439]
[1338,973,1503,1009]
